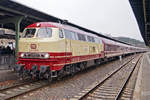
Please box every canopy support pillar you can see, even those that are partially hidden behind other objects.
[15,17,24,62]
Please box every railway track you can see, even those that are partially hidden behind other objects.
[0,54,142,100]
[71,54,142,100]
[0,80,48,100]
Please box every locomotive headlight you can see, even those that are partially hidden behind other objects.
[44,53,50,59]
[20,53,24,58]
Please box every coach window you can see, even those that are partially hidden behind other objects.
[37,28,52,38]
[59,29,64,38]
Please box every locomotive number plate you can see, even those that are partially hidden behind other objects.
[30,44,37,49]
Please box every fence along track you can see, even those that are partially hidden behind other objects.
[71,54,142,100]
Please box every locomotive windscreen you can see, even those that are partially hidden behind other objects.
[36,28,52,38]
[22,28,52,38]
[23,28,36,38]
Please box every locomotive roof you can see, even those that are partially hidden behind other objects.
[26,22,133,46]
[26,22,100,38]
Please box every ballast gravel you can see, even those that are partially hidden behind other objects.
[14,55,136,100]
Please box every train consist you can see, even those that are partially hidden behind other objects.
[15,22,146,81]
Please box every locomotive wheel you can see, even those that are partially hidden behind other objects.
[20,70,27,80]
[76,63,81,72]
[80,62,87,71]
[80,63,84,70]
[57,69,65,80]
[48,72,52,82]
[70,64,75,76]
[95,59,101,65]
[17,66,25,80]
[83,62,87,69]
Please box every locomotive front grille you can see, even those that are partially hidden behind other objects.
[28,53,41,58]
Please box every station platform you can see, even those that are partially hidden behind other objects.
[133,52,150,100]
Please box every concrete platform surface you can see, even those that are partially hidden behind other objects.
[133,52,150,100]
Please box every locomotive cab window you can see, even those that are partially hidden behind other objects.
[23,28,36,38]
[37,28,52,38]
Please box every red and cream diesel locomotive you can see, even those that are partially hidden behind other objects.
[15,22,144,80]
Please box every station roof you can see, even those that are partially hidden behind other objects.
[0,0,132,45]
[129,0,150,47]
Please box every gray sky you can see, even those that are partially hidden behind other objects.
[14,0,144,41]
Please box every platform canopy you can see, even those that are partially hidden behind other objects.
[129,0,150,47]
[0,0,65,32]
[0,0,131,46]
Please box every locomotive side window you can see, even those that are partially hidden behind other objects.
[91,37,95,42]
[95,38,99,43]
[37,28,52,38]
[64,29,78,40]
[87,36,92,42]
[77,33,86,41]
[64,29,72,39]
[71,31,77,40]
[59,29,64,38]
[87,36,95,42]
[99,39,103,44]
[83,35,86,41]
[23,28,36,38]
[64,29,86,41]
[77,33,82,41]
